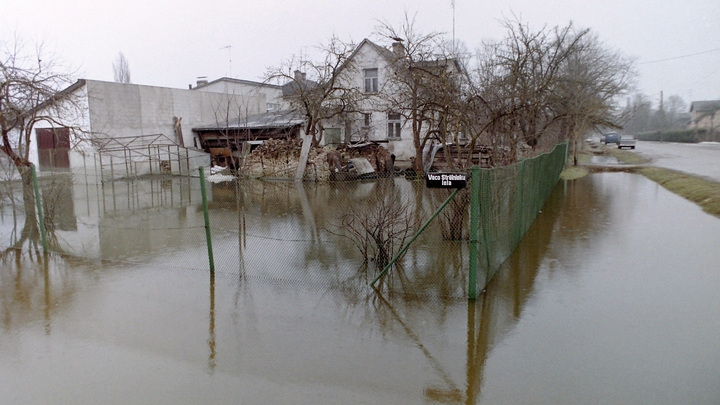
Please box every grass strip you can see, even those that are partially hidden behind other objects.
[560,166,589,180]
[638,167,720,218]
[606,147,651,165]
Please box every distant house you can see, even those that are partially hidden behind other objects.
[689,100,720,134]
[27,79,265,181]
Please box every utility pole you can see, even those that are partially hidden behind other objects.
[659,91,664,142]
[220,45,232,78]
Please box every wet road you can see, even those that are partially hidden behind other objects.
[1,173,719,404]
[634,140,720,182]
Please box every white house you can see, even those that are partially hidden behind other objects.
[320,38,464,164]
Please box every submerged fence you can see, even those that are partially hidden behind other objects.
[472,142,568,294]
[5,142,567,301]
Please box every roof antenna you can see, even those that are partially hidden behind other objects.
[451,0,456,55]
[220,45,232,78]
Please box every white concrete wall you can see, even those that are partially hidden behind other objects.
[86,80,265,147]
[26,79,263,181]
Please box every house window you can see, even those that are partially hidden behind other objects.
[363,113,372,127]
[266,103,280,112]
[387,113,401,140]
[364,68,378,93]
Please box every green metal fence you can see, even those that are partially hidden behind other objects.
[472,142,568,295]
[198,141,568,300]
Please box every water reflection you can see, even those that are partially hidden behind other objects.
[1,172,718,404]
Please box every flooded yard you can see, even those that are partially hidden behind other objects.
[1,172,719,404]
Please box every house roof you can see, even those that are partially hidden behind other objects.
[193,77,282,90]
[331,39,397,77]
[340,38,465,78]
[27,79,87,116]
[193,109,305,131]
[281,76,319,97]
[690,100,720,113]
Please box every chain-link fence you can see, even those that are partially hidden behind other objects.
[2,142,567,301]
[200,142,568,300]
[473,142,568,294]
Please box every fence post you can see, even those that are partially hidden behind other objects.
[199,166,215,272]
[30,164,49,253]
[468,166,480,300]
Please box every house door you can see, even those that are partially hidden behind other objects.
[36,128,70,170]
[324,128,342,147]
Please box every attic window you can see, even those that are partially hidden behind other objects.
[364,68,378,93]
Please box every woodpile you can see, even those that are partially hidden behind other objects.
[239,139,398,180]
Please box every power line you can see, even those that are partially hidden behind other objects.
[637,47,720,65]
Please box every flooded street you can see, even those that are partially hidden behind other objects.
[1,172,719,404]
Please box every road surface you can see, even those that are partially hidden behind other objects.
[633,141,720,183]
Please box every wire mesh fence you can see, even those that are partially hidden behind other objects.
[474,142,568,293]
[1,142,567,301]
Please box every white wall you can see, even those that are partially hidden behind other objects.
[336,41,417,161]
[27,79,263,181]
[194,79,287,112]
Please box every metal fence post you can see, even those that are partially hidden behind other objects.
[468,166,480,300]
[199,166,215,272]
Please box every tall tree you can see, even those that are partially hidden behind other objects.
[552,30,636,164]
[665,94,688,129]
[112,51,131,84]
[265,36,362,147]
[470,18,635,163]
[1,35,84,249]
[375,14,463,172]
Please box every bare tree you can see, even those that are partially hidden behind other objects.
[0,35,85,250]
[467,18,635,164]
[265,36,362,147]
[665,94,688,129]
[374,14,465,172]
[551,30,637,164]
[622,92,654,134]
[112,51,131,84]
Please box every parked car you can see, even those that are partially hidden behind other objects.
[617,135,636,149]
[603,132,620,145]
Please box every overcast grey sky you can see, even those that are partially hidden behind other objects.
[4,0,719,106]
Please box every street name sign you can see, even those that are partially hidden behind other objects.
[425,172,467,189]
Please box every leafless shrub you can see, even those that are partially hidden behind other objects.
[330,184,419,270]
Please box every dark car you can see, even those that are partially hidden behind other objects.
[603,132,620,145]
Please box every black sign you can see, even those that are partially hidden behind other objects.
[425,172,467,189]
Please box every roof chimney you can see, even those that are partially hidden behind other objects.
[392,42,405,58]
[196,76,208,87]
[294,70,304,81]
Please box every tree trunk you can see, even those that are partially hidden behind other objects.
[14,166,41,246]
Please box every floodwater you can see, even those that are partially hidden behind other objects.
[1,172,719,404]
